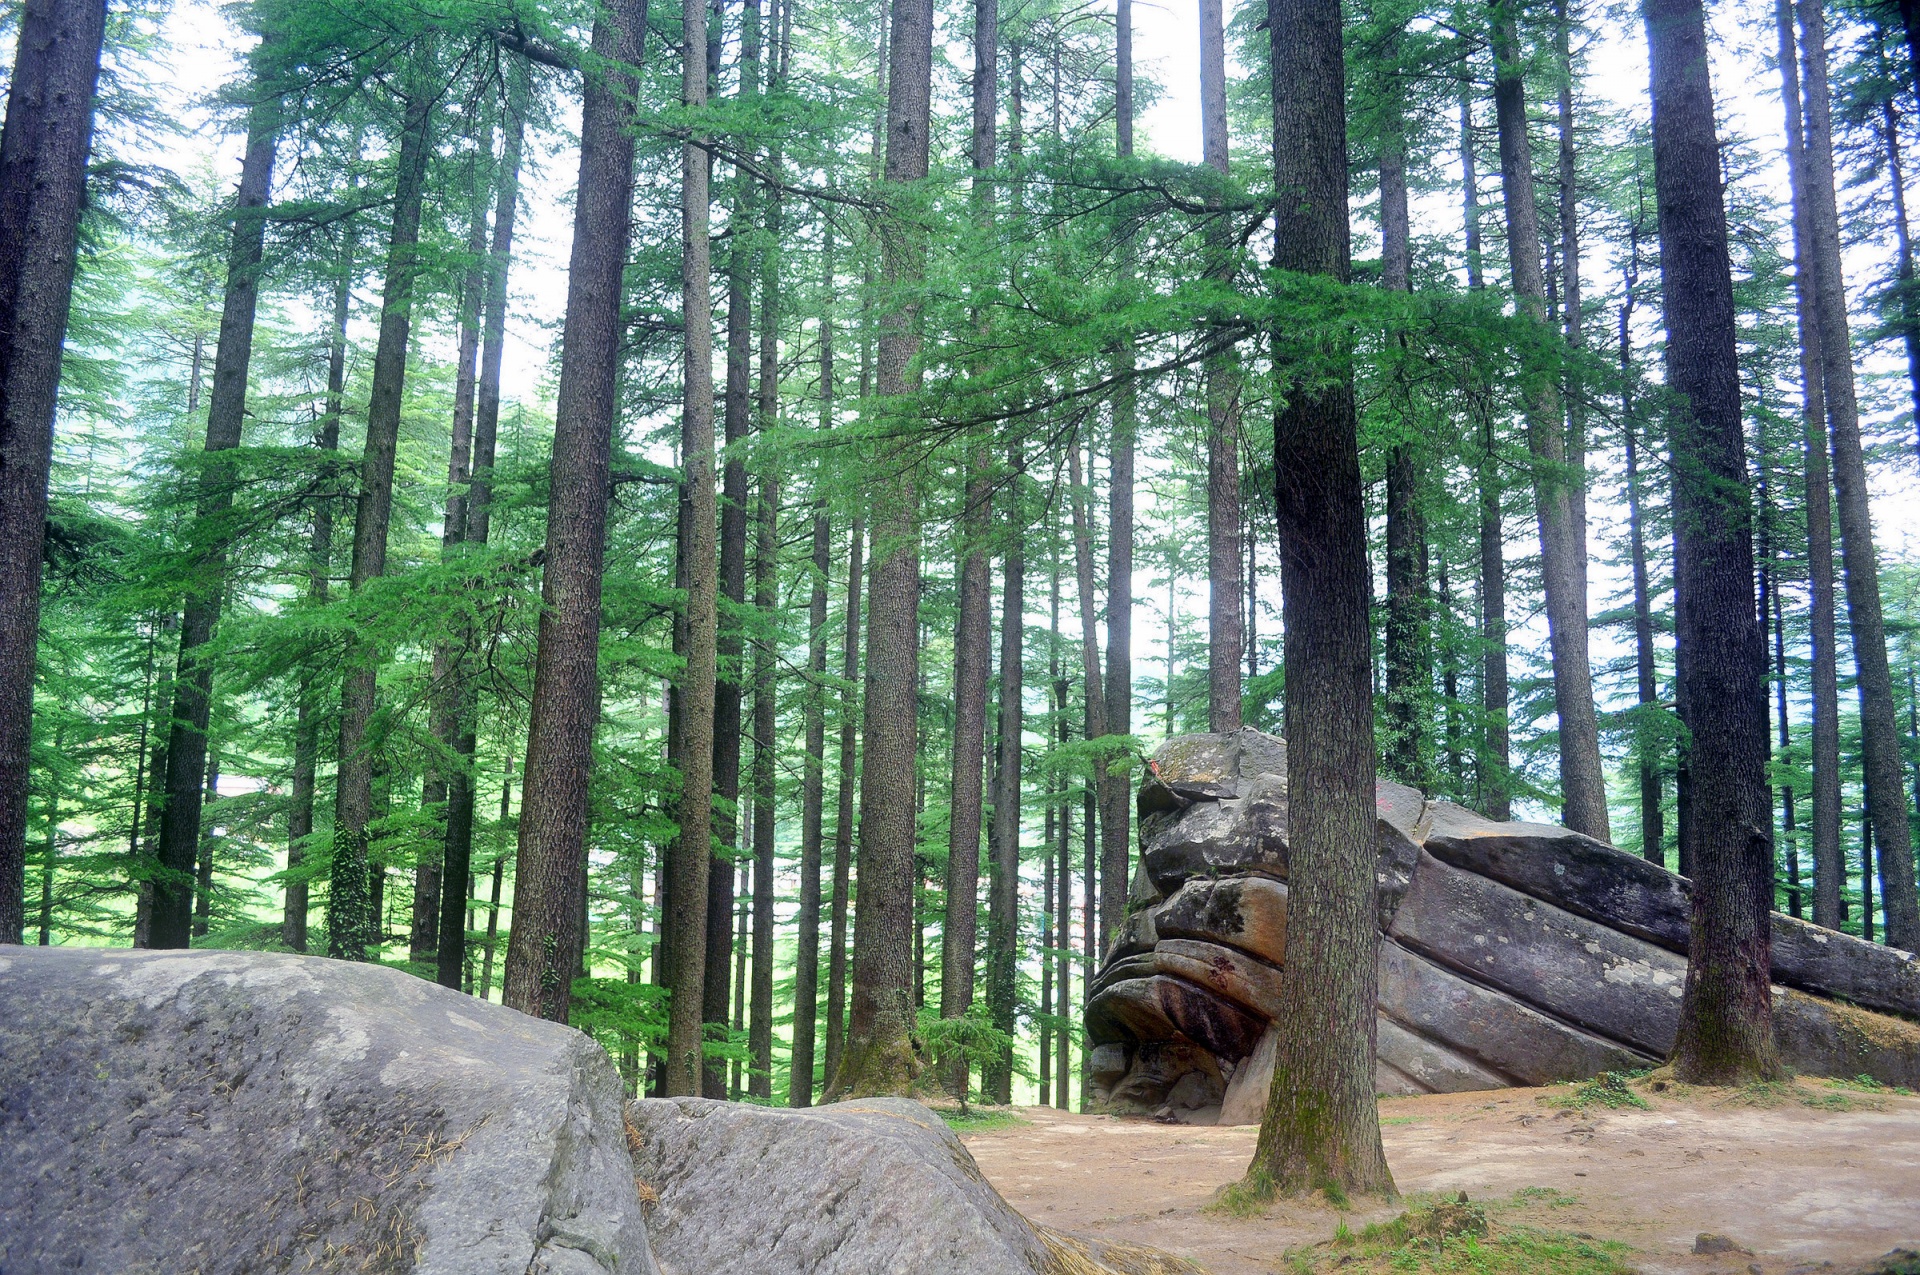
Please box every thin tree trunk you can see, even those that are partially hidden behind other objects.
[1646,0,1781,1083]
[1066,439,1114,950]
[501,1,647,1020]
[986,452,1024,1103]
[1798,0,1920,951]
[0,0,109,942]
[830,0,932,1100]
[665,0,721,1085]
[1556,0,1588,577]
[415,153,491,966]
[1621,259,1666,868]
[792,225,834,1108]
[1200,0,1242,732]
[1463,87,1509,820]
[825,516,862,1086]
[330,77,433,961]
[191,754,219,937]
[748,433,779,1100]
[1881,88,1920,466]
[439,82,525,989]
[287,226,356,954]
[150,88,278,949]
[478,755,512,1000]
[1490,0,1608,842]
[1243,0,1394,1200]
[1381,126,1429,790]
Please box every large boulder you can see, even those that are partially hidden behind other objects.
[1088,729,1920,1121]
[625,1096,1193,1275]
[0,947,656,1275]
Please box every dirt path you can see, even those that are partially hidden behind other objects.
[960,1080,1920,1275]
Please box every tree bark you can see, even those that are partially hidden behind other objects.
[149,84,278,949]
[329,76,433,961]
[829,0,933,1101]
[0,0,108,943]
[1490,0,1608,843]
[501,0,647,1020]
[1066,439,1114,949]
[1797,0,1920,952]
[1201,0,1242,733]
[748,332,779,1102]
[1646,0,1781,1083]
[1463,87,1509,820]
[825,515,863,1085]
[1243,0,1395,1200]
[1879,86,1920,466]
[1380,126,1430,791]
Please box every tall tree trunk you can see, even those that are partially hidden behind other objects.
[1646,0,1781,1083]
[287,224,355,954]
[664,0,721,1084]
[792,224,834,1108]
[438,87,525,989]
[940,0,998,1098]
[1463,87,1509,820]
[191,753,219,938]
[1053,566,1072,1110]
[830,0,933,1100]
[1066,439,1113,948]
[414,152,491,967]
[1201,0,1242,733]
[1798,0,1920,951]
[747,278,780,1102]
[1775,0,1844,930]
[706,0,763,1094]
[986,453,1024,1103]
[1489,0,1608,843]
[501,2,647,1019]
[330,78,433,961]
[150,89,278,950]
[1620,249,1666,868]
[1242,0,1394,1200]
[0,0,108,942]
[1380,122,1429,791]
[1555,0,1588,572]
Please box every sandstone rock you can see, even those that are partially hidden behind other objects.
[0,947,655,1275]
[626,1097,1188,1274]
[1097,730,1920,1109]
[1218,1024,1278,1125]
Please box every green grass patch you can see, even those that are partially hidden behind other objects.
[938,1107,1029,1132]
[1826,1074,1914,1097]
[1381,1115,1424,1126]
[1540,1072,1650,1111]
[1282,1193,1633,1275]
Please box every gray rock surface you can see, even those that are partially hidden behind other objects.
[625,1096,1190,1275]
[1089,729,1920,1122]
[0,947,655,1275]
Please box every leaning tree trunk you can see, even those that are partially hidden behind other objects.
[1774,0,1844,932]
[1242,0,1395,1202]
[1797,0,1920,952]
[330,79,433,962]
[1646,0,1782,1083]
[0,0,108,944]
[500,0,647,1021]
[1489,0,1608,844]
[829,0,933,1101]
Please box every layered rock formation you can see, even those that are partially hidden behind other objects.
[1085,729,1920,1123]
[0,948,656,1274]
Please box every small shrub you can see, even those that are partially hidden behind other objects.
[1543,1072,1650,1111]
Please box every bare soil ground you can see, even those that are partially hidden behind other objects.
[960,1078,1920,1275]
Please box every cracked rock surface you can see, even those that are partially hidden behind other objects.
[1089,728,1920,1123]
[0,947,656,1275]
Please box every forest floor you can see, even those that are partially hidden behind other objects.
[961,1076,1920,1275]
